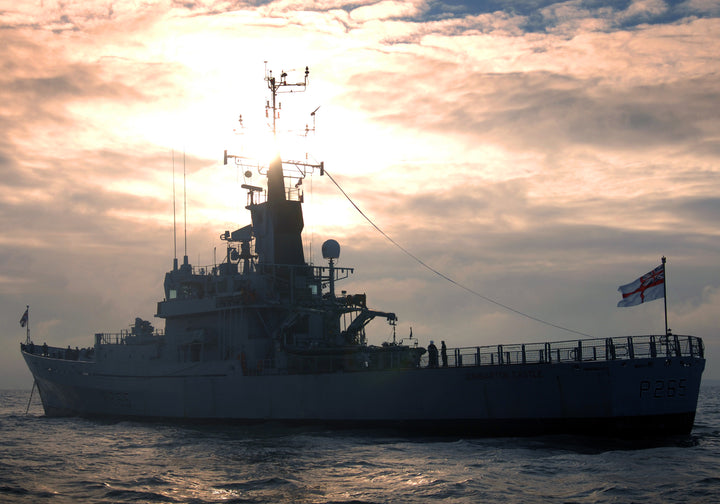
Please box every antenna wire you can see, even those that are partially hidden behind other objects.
[322,169,591,338]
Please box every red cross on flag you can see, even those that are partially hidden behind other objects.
[617,264,665,307]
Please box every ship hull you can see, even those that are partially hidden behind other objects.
[23,351,704,437]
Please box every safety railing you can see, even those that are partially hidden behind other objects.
[94,330,164,346]
[419,334,704,369]
[20,342,95,361]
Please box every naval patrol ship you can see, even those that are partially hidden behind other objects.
[20,68,706,437]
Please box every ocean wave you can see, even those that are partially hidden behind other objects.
[104,488,179,503]
[0,485,29,496]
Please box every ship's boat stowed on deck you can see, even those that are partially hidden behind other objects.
[20,70,705,437]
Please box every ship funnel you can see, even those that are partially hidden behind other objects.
[322,239,340,260]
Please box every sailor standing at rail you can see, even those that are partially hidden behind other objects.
[427,341,439,368]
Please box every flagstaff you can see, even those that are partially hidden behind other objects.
[20,305,30,345]
[616,258,669,336]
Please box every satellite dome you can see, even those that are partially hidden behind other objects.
[322,239,340,260]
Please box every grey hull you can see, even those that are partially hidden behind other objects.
[23,351,705,437]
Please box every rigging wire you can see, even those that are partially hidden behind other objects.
[322,169,592,338]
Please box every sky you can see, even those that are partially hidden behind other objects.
[1,0,719,388]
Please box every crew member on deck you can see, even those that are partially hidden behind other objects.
[428,341,438,368]
[441,341,448,367]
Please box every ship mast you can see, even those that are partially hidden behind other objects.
[223,64,323,268]
[264,62,310,138]
[225,63,322,196]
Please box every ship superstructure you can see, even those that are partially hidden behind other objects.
[154,151,407,377]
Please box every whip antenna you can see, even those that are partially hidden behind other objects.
[183,149,188,266]
[172,150,178,270]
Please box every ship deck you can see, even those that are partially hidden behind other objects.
[20,334,704,372]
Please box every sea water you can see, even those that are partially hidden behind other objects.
[1,385,719,503]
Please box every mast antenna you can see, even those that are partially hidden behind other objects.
[264,62,310,138]
[662,256,669,336]
[306,106,320,136]
[183,149,188,266]
[172,150,178,270]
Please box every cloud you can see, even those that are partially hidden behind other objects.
[336,26,720,154]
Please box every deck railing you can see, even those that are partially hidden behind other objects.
[94,330,164,346]
[419,334,704,369]
[24,334,704,372]
[20,342,95,361]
